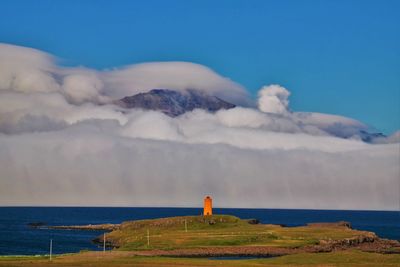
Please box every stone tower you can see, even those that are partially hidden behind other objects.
[203,196,212,216]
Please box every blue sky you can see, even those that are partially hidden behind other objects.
[0,0,399,133]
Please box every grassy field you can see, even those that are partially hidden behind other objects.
[104,215,373,250]
[0,250,399,267]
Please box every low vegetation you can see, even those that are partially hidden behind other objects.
[101,215,379,251]
[1,250,400,267]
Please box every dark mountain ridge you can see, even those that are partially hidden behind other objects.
[115,89,236,117]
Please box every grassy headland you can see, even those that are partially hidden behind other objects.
[1,215,399,266]
[100,215,397,254]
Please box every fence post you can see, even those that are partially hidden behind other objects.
[49,239,52,261]
[147,229,150,247]
[103,233,106,253]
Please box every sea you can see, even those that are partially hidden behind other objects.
[0,207,399,255]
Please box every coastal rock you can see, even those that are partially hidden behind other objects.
[247,219,260,225]
[27,222,46,228]
[49,223,119,231]
[307,221,352,228]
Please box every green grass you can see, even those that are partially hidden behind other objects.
[0,255,48,261]
[263,250,400,266]
[103,215,365,250]
[0,250,399,266]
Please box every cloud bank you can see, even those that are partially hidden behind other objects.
[0,43,251,106]
[0,43,399,210]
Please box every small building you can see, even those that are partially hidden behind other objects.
[203,196,212,216]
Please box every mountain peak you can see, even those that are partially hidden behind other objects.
[115,89,236,116]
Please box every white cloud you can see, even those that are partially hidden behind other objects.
[258,84,290,114]
[0,43,398,210]
[0,43,59,93]
[120,110,182,141]
[372,130,400,144]
[0,43,251,106]
[102,62,252,106]
[61,69,110,104]
[0,128,398,210]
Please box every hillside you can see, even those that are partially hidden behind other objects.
[90,215,400,256]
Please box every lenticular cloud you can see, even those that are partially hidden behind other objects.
[0,43,399,210]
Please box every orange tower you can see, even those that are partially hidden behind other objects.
[203,196,212,216]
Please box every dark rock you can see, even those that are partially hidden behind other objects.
[115,89,236,117]
[48,223,118,231]
[27,222,46,228]
[337,221,352,228]
[92,236,116,248]
[359,130,386,143]
[307,221,352,228]
[247,219,260,225]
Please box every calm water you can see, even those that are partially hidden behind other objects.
[0,207,399,255]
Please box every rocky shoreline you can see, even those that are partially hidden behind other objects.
[104,233,400,257]
[48,223,119,231]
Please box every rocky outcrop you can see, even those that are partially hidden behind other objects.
[312,232,400,254]
[27,222,47,228]
[247,219,260,225]
[49,223,119,231]
[307,221,352,228]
